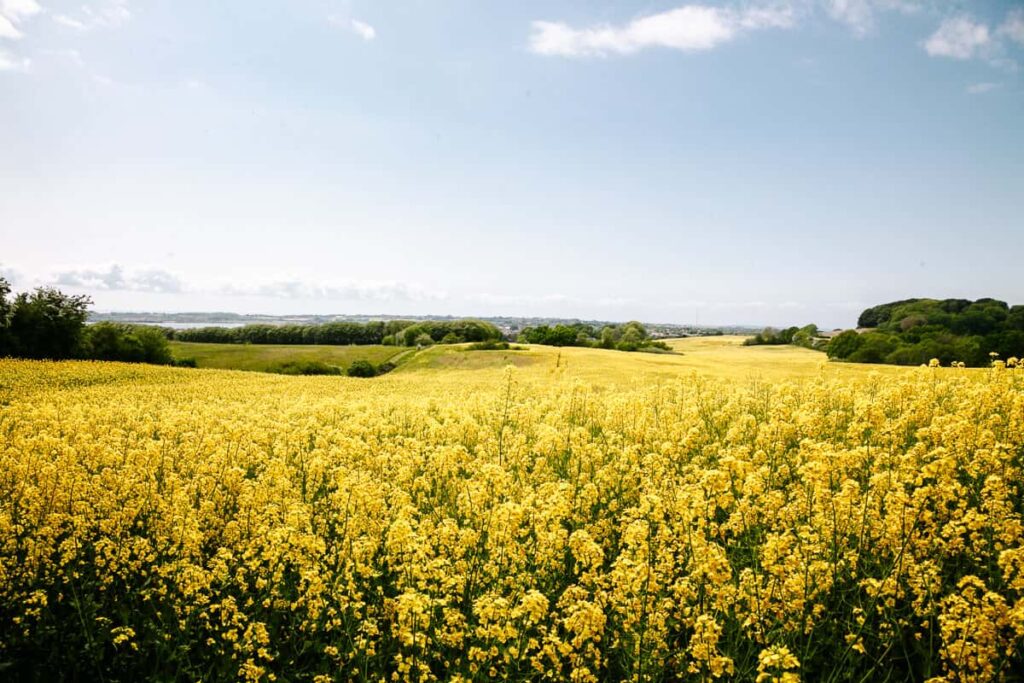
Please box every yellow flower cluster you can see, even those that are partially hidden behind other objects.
[1,358,1023,681]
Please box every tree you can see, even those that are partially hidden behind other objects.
[0,278,12,356]
[826,330,863,360]
[347,360,377,377]
[8,287,92,359]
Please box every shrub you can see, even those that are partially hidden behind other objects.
[269,360,342,376]
[346,360,378,377]
[826,330,863,360]
[85,323,173,365]
[466,340,511,351]
[375,361,397,375]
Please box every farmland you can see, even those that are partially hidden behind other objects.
[1,342,1022,682]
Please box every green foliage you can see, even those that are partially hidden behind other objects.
[842,298,1024,367]
[2,283,92,360]
[398,320,503,346]
[375,361,397,375]
[826,330,863,359]
[85,323,174,365]
[744,324,823,350]
[519,320,667,354]
[519,324,583,347]
[173,319,503,347]
[346,359,377,377]
[175,321,399,345]
[269,360,343,376]
[465,340,512,351]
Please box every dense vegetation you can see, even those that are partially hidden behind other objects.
[176,320,413,345]
[518,321,671,352]
[387,320,503,347]
[3,358,1023,681]
[175,319,502,347]
[0,278,175,365]
[829,298,1024,366]
[743,324,823,350]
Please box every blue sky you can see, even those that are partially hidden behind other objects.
[1,0,1022,328]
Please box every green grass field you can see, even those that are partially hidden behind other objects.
[169,341,404,373]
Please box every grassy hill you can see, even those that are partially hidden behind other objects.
[169,341,404,373]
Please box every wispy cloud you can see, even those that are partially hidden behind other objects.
[966,81,1001,94]
[998,9,1024,46]
[923,16,990,59]
[0,0,41,40]
[825,0,875,36]
[329,15,376,42]
[52,265,184,294]
[52,0,131,32]
[528,3,796,57]
[825,0,920,37]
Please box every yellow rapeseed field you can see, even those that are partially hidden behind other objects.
[2,342,1023,681]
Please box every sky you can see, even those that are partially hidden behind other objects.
[1,0,1022,328]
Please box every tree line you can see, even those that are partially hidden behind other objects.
[175,319,503,347]
[827,298,1024,367]
[517,321,671,352]
[743,324,824,350]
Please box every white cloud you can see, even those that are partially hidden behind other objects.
[0,47,28,70]
[351,19,376,41]
[528,3,796,57]
[0,0,38,40]
[998,9,1024,46]
[0,14,20,39]
[52,265,184,294]
[923,16,990,59]
[52,14,88,31]
[966,81,1000,94]
[328,14,377,42]
[0,0,40,22]
[825,0,874,36]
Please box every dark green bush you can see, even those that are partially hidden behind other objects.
[466,340,511,351]
[346,360,378,377]
[269,360,343,376]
